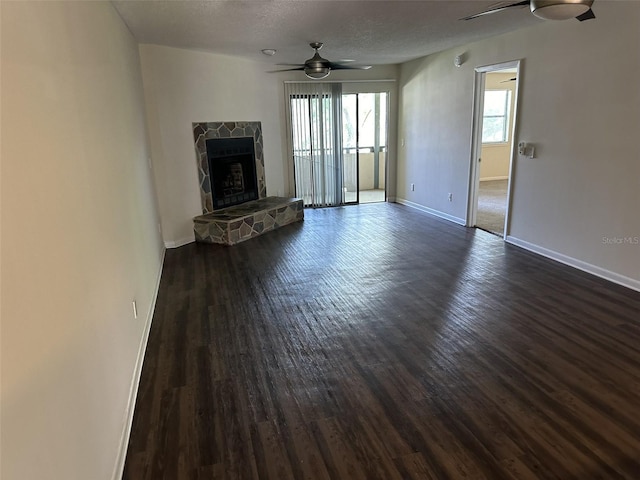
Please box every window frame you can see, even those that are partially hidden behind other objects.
[482,89,511,145]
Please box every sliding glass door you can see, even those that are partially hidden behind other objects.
[286,84,388,207]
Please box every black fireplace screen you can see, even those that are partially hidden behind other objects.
[206,137,259,209]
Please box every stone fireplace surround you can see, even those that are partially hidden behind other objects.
[192,121,303,245]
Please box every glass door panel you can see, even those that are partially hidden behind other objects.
[357,92,387,204]
[341,94,358,204]
[336,91,389,205]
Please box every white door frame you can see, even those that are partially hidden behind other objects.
[466,59,522,239]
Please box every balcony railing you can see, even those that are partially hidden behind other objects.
[293,146,386,203]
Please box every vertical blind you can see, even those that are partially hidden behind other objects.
[284,82,344,207]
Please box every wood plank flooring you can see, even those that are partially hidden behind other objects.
[123,203,640,480]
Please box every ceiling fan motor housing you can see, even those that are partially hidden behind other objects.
[305,52,329,69]
[304,44,331,79]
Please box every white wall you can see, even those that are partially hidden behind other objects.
[1,2,164,480]
[396,51,473,223]
[397,2,640,287]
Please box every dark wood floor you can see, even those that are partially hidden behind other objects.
[123,203,640,480]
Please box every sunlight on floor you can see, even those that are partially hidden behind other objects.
[345,189,385,204]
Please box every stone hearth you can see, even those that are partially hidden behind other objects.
[193,197,303,245]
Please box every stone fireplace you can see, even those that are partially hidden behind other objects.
[192,121,303,245]
[193,121,267,213]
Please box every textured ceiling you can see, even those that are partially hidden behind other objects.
[112,1,544,67]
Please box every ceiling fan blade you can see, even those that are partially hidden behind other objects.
[576,8,595,21]
[460,0,529,21]
[500,77,517,83]
[267,67,305,73]
[275,63,306,67]
[329,63,372,70]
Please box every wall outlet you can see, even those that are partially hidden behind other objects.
[448,193,453,202]
[132,300,138,319]
[411,183,415,191]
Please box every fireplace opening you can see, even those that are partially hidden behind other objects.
[206,137,259,209]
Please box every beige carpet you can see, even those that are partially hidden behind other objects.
[476,179,508,236]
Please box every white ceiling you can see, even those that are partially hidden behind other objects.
[111,1,544,67]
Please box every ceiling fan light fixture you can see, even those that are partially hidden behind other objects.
[530,0,592,20]
[304,67,330,79]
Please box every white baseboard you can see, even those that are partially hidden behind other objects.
[506,236,640,292]
[111,247,166,480]
[165,236,194,249]
[394,198,466,226]
[480,176,508,182]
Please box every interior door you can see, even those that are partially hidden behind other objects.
[468,61,521,238]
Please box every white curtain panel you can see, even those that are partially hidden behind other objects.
[285,82,344,207]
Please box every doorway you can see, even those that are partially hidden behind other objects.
[467,61,521,238]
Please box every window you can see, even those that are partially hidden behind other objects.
[482,90,511,143]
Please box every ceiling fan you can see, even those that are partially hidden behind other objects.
[271,42,372,79]
[461,0,595,22]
